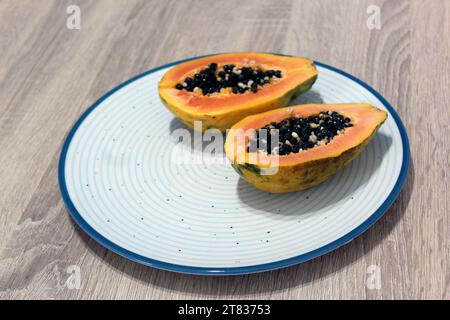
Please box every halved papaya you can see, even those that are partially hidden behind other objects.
[225,103,387,193]
[158,53,318,131]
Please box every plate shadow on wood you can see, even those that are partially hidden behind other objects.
[72,149,413,297]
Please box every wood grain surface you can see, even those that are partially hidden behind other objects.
[0,0,448,300]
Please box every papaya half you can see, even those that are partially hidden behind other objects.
[225,103,387,193]
[158,53,318,132]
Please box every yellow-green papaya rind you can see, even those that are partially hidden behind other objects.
[225,104,387,193]
[159,74,317,132]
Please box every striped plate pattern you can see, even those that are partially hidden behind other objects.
[59,59,409,275]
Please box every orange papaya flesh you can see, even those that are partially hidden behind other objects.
[158,52,318,131]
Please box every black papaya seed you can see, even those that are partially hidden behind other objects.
[248,111,353,155]
[174,63,283,95]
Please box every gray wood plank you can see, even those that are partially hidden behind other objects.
[0,0,448,299]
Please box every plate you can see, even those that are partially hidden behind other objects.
[59,55,410,275]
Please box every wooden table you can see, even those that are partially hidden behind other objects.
[0,0,448,300]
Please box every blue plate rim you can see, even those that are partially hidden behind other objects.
[58,54,410,275]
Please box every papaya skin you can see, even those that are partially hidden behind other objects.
[225,103,387,193]
[158,53,318,132]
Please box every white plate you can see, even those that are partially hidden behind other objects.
[59,57,410,275]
